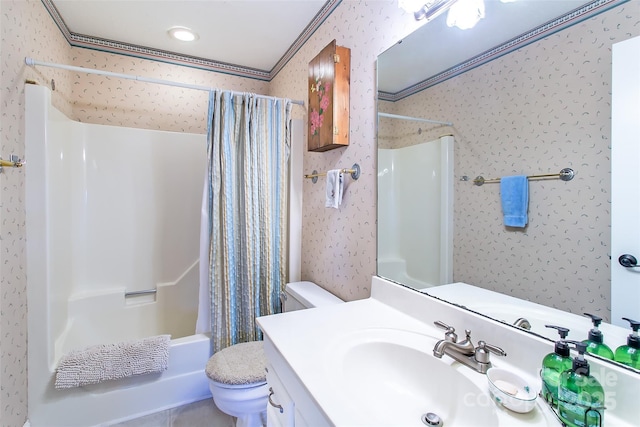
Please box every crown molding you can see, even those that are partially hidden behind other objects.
[42,0,341,81]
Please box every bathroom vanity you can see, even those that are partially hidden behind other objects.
[257,277,639,426]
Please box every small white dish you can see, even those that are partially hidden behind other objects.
[487,368,537,413]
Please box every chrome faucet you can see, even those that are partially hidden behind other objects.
[432,321,507,374]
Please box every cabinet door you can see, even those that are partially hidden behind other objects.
[266,363,295,427]
[308,40,350,152]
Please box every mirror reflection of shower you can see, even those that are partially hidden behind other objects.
[377,119,454,289]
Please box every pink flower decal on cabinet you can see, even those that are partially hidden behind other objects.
[310,78,331,136]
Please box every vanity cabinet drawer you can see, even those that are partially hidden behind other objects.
[266,363,295,427]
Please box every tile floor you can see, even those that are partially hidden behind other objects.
[109,398,235,427]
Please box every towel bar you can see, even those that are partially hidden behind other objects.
[0,155,24,172]
[473,168,574,186]
[304,163,360,184]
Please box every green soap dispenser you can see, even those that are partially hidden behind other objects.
[614,317,640,369]
[558,341,605,427]
[541,325,572,407]
[582,313,614,360]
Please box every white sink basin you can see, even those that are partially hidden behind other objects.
[327,329,499,426]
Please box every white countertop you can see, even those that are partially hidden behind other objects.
[257,294,561,426]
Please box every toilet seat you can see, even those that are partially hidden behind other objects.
[206,341,267,385]
[206,341,268,427]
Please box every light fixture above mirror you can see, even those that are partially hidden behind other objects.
[399,0,518,30]
[446,0,485,29]
[413,0,459,22]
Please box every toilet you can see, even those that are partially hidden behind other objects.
[205,281,343,427]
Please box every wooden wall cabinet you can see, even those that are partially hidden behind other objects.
[307,40,350,152]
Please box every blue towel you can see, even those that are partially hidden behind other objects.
[500,175,529,228]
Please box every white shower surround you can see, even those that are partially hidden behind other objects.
[378,135,454,289]
[25,85,211,426]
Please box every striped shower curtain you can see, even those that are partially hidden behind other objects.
[204,90,292,352]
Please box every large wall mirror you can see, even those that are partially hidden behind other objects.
[376,0,639,371]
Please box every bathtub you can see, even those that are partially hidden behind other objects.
[25,85,211,426]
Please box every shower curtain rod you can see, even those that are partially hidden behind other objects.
[378,112,452,127]
[25,57,305,106]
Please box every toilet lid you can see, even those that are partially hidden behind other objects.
[205,341,267,385]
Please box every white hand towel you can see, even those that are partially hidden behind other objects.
[325,169,344,209]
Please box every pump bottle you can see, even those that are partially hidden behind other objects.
[582,313,614,360]
[614,317,640,369]
[558,341,605,427]
[541,325,572,407]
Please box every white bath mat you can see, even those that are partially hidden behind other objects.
[54,334,171,389]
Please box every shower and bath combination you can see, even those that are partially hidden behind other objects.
[25,84,210,426]
[24,58,303,426]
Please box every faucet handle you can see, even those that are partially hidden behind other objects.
[475,341,507,364]
[434,321,458,342]
[434,320,453,330]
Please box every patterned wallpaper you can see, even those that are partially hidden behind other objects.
[69,50,270,134]
[380,4,640,319]
[269,0,424,301]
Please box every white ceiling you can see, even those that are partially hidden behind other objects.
[51,0,327,72]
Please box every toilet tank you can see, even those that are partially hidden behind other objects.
[282,281,343,312]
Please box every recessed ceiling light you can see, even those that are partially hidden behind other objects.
[167,26,198,42]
